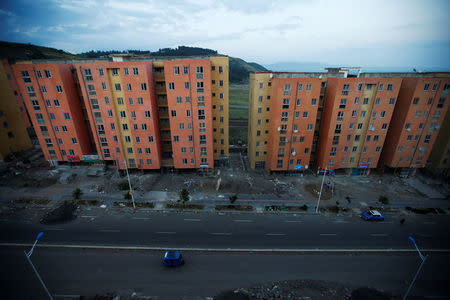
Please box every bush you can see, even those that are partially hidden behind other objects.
[124,192,132,200]
[378,196,389,205]
[179,188,190,203]
[118,181,129,191]
[229,194,238,204]
[72,188,83,200]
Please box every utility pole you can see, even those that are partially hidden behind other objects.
[122,160,136,209]
[403,236,428,300]
[315,166,327,213]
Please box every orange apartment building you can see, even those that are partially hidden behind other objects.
[316,76,402,175]
[9,55,229,170]
[266,75,322,172]
[378,75,450,176]
[12,62,92,164]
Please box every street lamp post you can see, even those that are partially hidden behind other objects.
[403,236,427,300]
[24,232,53,300]
[315,166,327,213]
[121,160,136,209]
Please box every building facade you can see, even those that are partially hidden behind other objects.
[0,60,33,160]
[426,106,450,177]
[379,76,450,175]
[9,55,229,169]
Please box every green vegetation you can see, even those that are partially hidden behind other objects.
[266,205,308,212]
[124,192,132,200]
[229,84,249,106]
[229,127,248,145]
[0,41,78,60]
[229,57,268,83]
[118,181,129,191]
[166,203,205,210]
[229,108,248,120]
[215,204,253,211]
[72,188,83,200]
[378,195,389,205]
[114,201,154,208]
[229,194,238,204]
[179,188,190,202]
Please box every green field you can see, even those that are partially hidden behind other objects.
[229,108,248,120]
[229,127,248,145]
[229,84,249,106]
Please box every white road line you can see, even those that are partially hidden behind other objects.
[424,222,436,225]
[54,295,80,298]
[81,215,96,218]
[285,220,302,223]
[233,219,253,222]
[99,229,120,233]
[265,233,287,236]
[333,220,349,223]
[46,228,64,231]
[210,232,232,235]
[320,233,337,236]
[156,231,176,234]
[184,218,201,222]
[132,217,151,220]
[370,234,389,237]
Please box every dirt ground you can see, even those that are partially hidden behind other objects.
[1,147,448,202]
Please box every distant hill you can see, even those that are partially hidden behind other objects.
[0,41,267,83]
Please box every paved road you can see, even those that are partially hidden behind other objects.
[1,211,449,250]
[1,248,449,299]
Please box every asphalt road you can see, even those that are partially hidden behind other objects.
[1,211,449,250]
[1,248,449,299]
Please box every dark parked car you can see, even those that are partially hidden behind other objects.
[361,210,385,221]
[163,251,185,267]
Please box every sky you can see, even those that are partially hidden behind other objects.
[0,0,449,70]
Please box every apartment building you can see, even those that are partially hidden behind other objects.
[316,76,402,175]
[0,60,32,160]
[9,55,229,170]
[12,62,92,164]
[426,106,450,177]
[379,75,450,175]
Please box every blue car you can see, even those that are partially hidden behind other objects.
[361,210,385,221]
[163,251,185,267]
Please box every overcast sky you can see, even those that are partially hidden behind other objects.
[1,0,449,69]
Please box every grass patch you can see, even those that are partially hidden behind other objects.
[113,201,154,208]
[229,84,249,106]
[229,108,248,120]
[229,127,248,145]
[405,207,438,214]
[266,205,308,212]
[14,197,50,205]
[166,202,205,209]
[76,200,103,206]
[215,204,253,211]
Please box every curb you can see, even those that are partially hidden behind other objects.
[2,243,450,253]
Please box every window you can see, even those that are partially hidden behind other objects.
[355,135,360,141]
[307,124,313,131]
[372,111,377,119]
[295,111,300,119]
[112,69,119,76]
[98,68,104,76]
[26,86,36,97]
[71,137,78,144]
[306,83,312,91]
[363,98,369,105]
[171,110,177,117]
[360,111,366,117]
[198,109,205,120]
[378,84,384,91]
[105,96,110,105]
[349,123,354,130]
[197,81,204,93]
[168,82,174,90]
[141,83,147,91]
[62,125,68,132]
[63,112,70,120]
[375,98,380,105]
[389,98,395,105]
[352,110,357,117]
[337,111,344,122]
[424,135,431,144]
[31,100,40,111]
[36,70,42,78]
[437,97,446,108]
[44,70,52,78]
[21,70,31,83]
[219,66,223,73]
[339,98,347,109]
[197,96,205,107]
[281,111,289,122]
[283,84,291,96]
[219,80,224,87]
[332,136,339,145]
[303,111,308,118]
[335,124,342,133]
[41,85,47,93]
[407,135,412,141]
[424,83,430,91]
[352,146,358,152]
[56,85,63,93]
[49,113,55,120]
[199,135,206,145]
[120,111,126,118]
[117,97,124,105]
[44,138,53,148]
[432,83,438,91]
[282,98,289,109]
[398,146,403,152]
[311,98,317,105]
[342,84,350,95]
[357,123,363,129]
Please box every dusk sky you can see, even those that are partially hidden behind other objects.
[0,0,449,70]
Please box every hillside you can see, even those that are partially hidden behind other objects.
[0,41,267,83]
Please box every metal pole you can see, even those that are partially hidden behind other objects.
[402,255,427,300]
[315,166,327,213]
[27,239,39,257]
[24,251,54,300]
[123,160,136,209]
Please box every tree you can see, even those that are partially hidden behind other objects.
[229,194,238,204]
[179,188,190,203]
[124,192,132,200]
[378,195,389,205]
[72,188,83,200]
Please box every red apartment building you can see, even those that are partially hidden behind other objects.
[12,62,92,164]
[379,75,450,175]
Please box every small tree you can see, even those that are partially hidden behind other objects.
[118,181,129,191]
[229,194,238,204]
[72,188,83,200]
[179,188,190,203]
[379,195,389,205]
[124,192,132,200]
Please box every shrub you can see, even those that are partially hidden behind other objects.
[179,188,190,203]
[72,188,83,200]
[229,194,238,204]
[124,192,132,200]
[378,196,389,205]
[118,181,129,191]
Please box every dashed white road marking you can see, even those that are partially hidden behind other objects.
[210,232,232,235]
[265,233,287,236]
[333,220,349,223]
[99,229,120,233]
[233,219,253,223]
[320,233,337,236]
[81,215,96,218]
[156,231,176,234]
[370,233,389,237]
[184,218,201,222]
[285,220,302,223]
[132,217,151,220]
